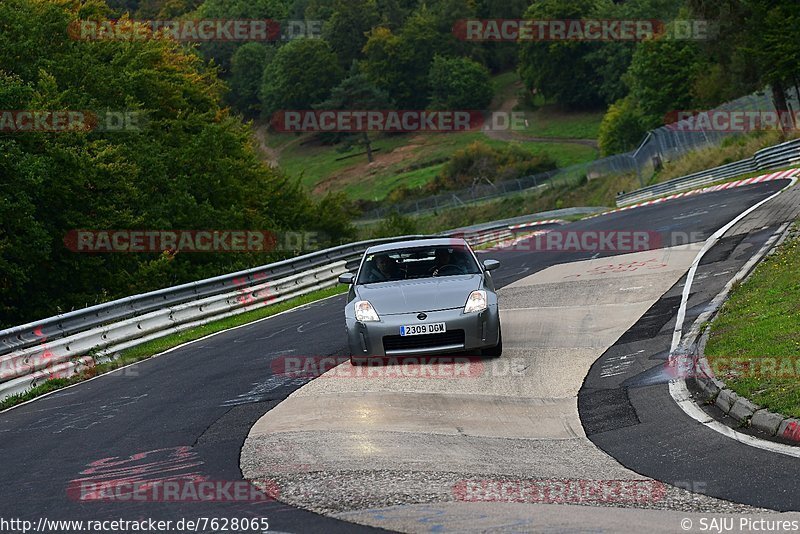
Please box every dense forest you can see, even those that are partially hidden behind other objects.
[107,0,798,152]
[1,0,798,326]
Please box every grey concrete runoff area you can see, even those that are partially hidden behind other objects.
[240,245,799,532]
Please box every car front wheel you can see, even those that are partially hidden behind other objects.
[482,327,502,357]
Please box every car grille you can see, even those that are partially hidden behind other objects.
[383,330,465,352]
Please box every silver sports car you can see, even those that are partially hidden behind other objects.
[338,238,502,365]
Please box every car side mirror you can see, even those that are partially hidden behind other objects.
[338,272,355,285]
[483,259,500,271]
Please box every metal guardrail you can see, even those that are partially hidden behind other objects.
[0,236,430,357]
[616,138,800,207]
[444,207,606,236]
[615,158,756,206]
[359,168,574,221]
[753,137,800,169]
[0,234,441,401]
[0,261,352,399]
[441,208,604,248]
[0,220,572,402]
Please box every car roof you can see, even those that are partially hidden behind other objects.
[366,237,469,255]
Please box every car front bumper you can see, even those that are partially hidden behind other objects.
[346,305,500,358]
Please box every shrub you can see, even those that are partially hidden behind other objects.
[598,96,647,156]
[428,56,493,110]
[371,212,418,238]
[429,141,557,191]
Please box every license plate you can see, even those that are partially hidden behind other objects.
[400,323,446,336]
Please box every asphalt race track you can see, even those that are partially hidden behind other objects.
[0,179,797,533]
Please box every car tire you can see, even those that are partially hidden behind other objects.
[482,327,502,357]
[350,356,368,366]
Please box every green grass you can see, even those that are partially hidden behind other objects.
[344,163,446,201]
[258,126,298,149]
[653,129,796,182]
[520,107,605,139]
[705,226,800,418]
[516,140,598,167]
[489,71,522,107]
[509,86,604,140]
[0,284,348,412]
[264,70,601,202]
[279,134,415,191]
[358,130,800,238]
[275,128,598,202]
[357,169,635,238]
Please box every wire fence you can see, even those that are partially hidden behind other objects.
[360,87,800,221]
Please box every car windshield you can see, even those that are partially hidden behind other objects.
[357,244,481,284]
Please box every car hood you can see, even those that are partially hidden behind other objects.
[356,274,482,315]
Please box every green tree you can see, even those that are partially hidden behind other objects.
[260,38,344,117]
[597,96,647,155]
[626,36,706,127]
[474,0,531,71]
[739,0,800,125]
[362,6,448,108]
[229,43,274,117]
[518,0,611,110]
[316,65,394,162]
[362,27,405,104]
[0,0,332,326]
[153,0,204,18]
[375,0,413,29]
[128,0,202,17]
[308,192,358,245]
[298,0,336,21]
[686,0,760,102]
[193,0,292,71]
[427,56,493,110]
[427,0,477,58]
[323,0,380,69]
[370,211,418,238]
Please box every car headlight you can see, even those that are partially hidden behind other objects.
[464,290,487,313]
[355,300,380,322]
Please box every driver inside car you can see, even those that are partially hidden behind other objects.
[429,247,466,276]
[367,253,401,282]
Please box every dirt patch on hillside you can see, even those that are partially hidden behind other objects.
[252,123,308,168]
[312,137,427,195]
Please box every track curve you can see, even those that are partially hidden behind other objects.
[1,179,797,533]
